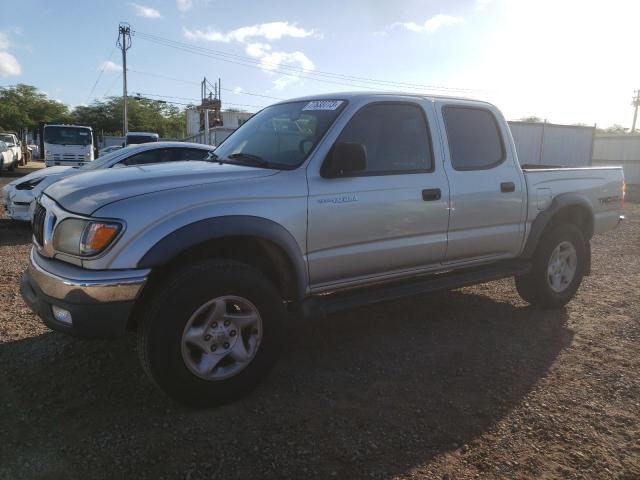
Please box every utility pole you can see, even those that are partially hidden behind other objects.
[632,90,640,133]
[118,24,132,136]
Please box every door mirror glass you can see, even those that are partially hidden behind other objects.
[324,142,367,177]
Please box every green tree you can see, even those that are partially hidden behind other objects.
[0,84,70,133]
[73,96,187,138]
[517,116,543,123]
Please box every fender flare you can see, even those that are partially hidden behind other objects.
[137,215,308,299]
[522,193,594,259]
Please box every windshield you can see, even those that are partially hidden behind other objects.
[0,134,15,145]
[44,126,92,146]
[213,100,347,169]
[127,135,158,145]
[79,148,127,170]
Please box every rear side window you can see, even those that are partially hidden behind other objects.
[172,148,212,161]
[443,107,504,170]
[334,103,433,174]
[122,148,173,166]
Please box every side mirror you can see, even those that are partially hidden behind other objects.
[323,142,367,178]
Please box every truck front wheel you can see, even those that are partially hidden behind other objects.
[137,259,285,407]
[515,224,587,308]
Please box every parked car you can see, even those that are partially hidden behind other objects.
[98,145,122,156]
[124,131,159,146]
[20,93,625,407]
[0,140,16,173]
[0,132,22,167]
[2,142,215,221]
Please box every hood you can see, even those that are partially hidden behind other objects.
[44,161,278,215]
[7,166,73,187]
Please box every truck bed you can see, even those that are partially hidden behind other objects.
[522,165,624,235]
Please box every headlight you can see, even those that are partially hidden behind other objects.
[45,150,52,159]
[53,218,122,256]
[85,152,92,158]
[16,177,44,190]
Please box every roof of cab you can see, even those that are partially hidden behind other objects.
[122,141,214,150]
[276,91,495,108]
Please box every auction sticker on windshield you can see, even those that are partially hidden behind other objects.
[303,100,343,111]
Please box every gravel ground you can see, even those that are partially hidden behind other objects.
[0,170,638,479]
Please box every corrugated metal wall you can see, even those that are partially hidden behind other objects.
[592,135,640,185]
[508,121,594,167]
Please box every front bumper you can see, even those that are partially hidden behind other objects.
[2,185,33,221]
[20,249,150,338]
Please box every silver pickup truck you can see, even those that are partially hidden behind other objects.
[20,93,625,406]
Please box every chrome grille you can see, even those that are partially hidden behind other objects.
[32,202,46,246]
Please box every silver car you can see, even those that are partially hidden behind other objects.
[2,142,215,221]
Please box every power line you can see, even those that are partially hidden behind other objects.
[127,68,284,100]
[133,91,267,109]
[85,44,117,104]
[131,30,478,93]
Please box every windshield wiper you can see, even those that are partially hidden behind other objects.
[223,152,270,168]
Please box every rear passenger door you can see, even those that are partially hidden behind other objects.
[307,100,450,289]
[436,101,526,263]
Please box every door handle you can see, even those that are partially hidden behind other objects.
[500,182,515,193]
[422,188,441,201]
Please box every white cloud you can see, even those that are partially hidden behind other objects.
[176,0,192,12]
[232,86,243,94]
[391,14,465,34]
[245,42,272,58]
[131,3,162,19]
[0,51,21,76]
[259,51,314,73]
[183,21,314,43]
[99,60,123,72]
[0,31,21,76]
[272,75,300,91]
[476,0,493,10]
[0,32,9,50]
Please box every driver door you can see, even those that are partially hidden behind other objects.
[306,101,450,290]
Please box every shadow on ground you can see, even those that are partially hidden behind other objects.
[0,219,32,247]
[0,288,572,479]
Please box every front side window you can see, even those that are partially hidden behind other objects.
[214,100,347,169]
[443,107,504,170]
[331,103,433,174]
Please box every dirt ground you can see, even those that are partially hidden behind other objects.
[0,169,638,479]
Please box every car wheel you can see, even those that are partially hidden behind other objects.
[137,259,285,407]
[515,224,587,308]
[8,156,16,171]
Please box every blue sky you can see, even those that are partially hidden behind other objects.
[1,0,638,127]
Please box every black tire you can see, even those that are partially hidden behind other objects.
[515,224,587,308]
[8,157,16,172]
[137,259,285,407]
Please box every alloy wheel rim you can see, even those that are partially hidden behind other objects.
[181,295,263,381]
[547,241,577,293]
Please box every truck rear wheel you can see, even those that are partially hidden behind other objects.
[137,259,285,407]
[515,224,587,308]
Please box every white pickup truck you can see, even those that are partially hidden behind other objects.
[21,93,625,407]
